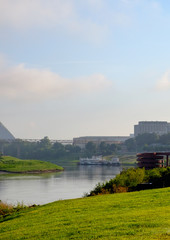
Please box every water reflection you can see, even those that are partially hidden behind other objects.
[0,165,121,205]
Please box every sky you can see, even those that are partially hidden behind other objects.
[1,0,170,139]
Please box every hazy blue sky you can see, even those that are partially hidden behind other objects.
[1,0,170,139]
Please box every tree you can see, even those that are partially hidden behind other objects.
[124,138,136,151]
[99,142,108,154]
[85,142,96,156]
[159,133,170,145]
[39,136,52,149]
[136,133,158,149]
[109,144,117,152]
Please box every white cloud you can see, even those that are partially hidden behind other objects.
[86,0,105,10]
[156,71,170,90]
[0,0,108,43]
[0,54,8,71]
[0,0,74,29]
[0,61,111,101]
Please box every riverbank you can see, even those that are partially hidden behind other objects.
[0,156,63,173]
[0,169,62,174]
[0,187,170,239]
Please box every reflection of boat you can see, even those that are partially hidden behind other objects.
[79,156,120,166]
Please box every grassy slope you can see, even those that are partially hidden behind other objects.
[0,188,170,239]
[0,156,63,172]
[118,154,137,165]
[105,154,137,166]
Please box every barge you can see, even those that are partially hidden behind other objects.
[79,156,120,166]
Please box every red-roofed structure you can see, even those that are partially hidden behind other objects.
[137,152,170,169]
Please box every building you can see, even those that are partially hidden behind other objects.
[0,122,15,141]
[73,136,131,149]
[137,152,170,169]
[134,121,170,137]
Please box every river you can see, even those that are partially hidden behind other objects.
[0,165,121,205]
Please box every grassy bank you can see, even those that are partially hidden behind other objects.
[0,187,170,239]
[0,156,63,173]
[105,153,136,166]
[118,154,136,166]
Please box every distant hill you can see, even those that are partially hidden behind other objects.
[0,122,15,140]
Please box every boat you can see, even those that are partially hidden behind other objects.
[79,156,120,166]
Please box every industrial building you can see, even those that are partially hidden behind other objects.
[134,121,170,137]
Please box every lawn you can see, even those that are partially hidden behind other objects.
[105,154,137,166]
[0,156,63,173]
[0,187,170,239]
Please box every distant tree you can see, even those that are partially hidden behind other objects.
[136,133,158,149]
[73,146,81,153]
[98,142,117,155]
[85,142,96,156]
[109,143,117,152]
[159,133,170,145]
[124,138,136,151]
[99,142,108,155]
[52,141,64,151]
[39,136,52,149]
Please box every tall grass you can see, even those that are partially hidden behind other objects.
[0,200,36,221]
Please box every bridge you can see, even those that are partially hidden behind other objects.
[0,139,73,145]
[21,139,73,145]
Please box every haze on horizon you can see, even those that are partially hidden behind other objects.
[1,0,170,139]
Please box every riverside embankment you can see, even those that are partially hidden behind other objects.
[0,187,170,239]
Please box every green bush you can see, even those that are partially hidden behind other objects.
[89,167,170,196]
[89,168,145,196]
[145,167,170,188]
[114,168,145,187]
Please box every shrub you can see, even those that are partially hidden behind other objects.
[114,168,145,188]
[145,167,170,188]
[89,168,145,196]
[88,167,170,197]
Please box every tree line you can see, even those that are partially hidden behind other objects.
[2,132,170,161]
[124,132,170,152]
[0,137,81,161]
[0,137,119,161]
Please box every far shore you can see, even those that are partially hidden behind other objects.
[0,169,64,174]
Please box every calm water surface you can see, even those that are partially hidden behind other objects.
[0,165,121,205]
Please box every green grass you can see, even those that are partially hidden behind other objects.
[0,156,63,173]
[118,154,137,165]
[105,154,137,166]
[0,188,170,239]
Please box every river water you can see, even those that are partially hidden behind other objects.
[0,165,121,205]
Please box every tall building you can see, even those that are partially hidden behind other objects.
[134,121,170,137]
[0,122,15,140]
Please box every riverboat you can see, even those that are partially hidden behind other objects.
[79,156,120,166]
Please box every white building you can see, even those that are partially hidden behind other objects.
[134,121,170,137]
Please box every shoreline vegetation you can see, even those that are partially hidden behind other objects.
[88,167,170,196]
[0,201,38,222]
[0,156,63,173]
